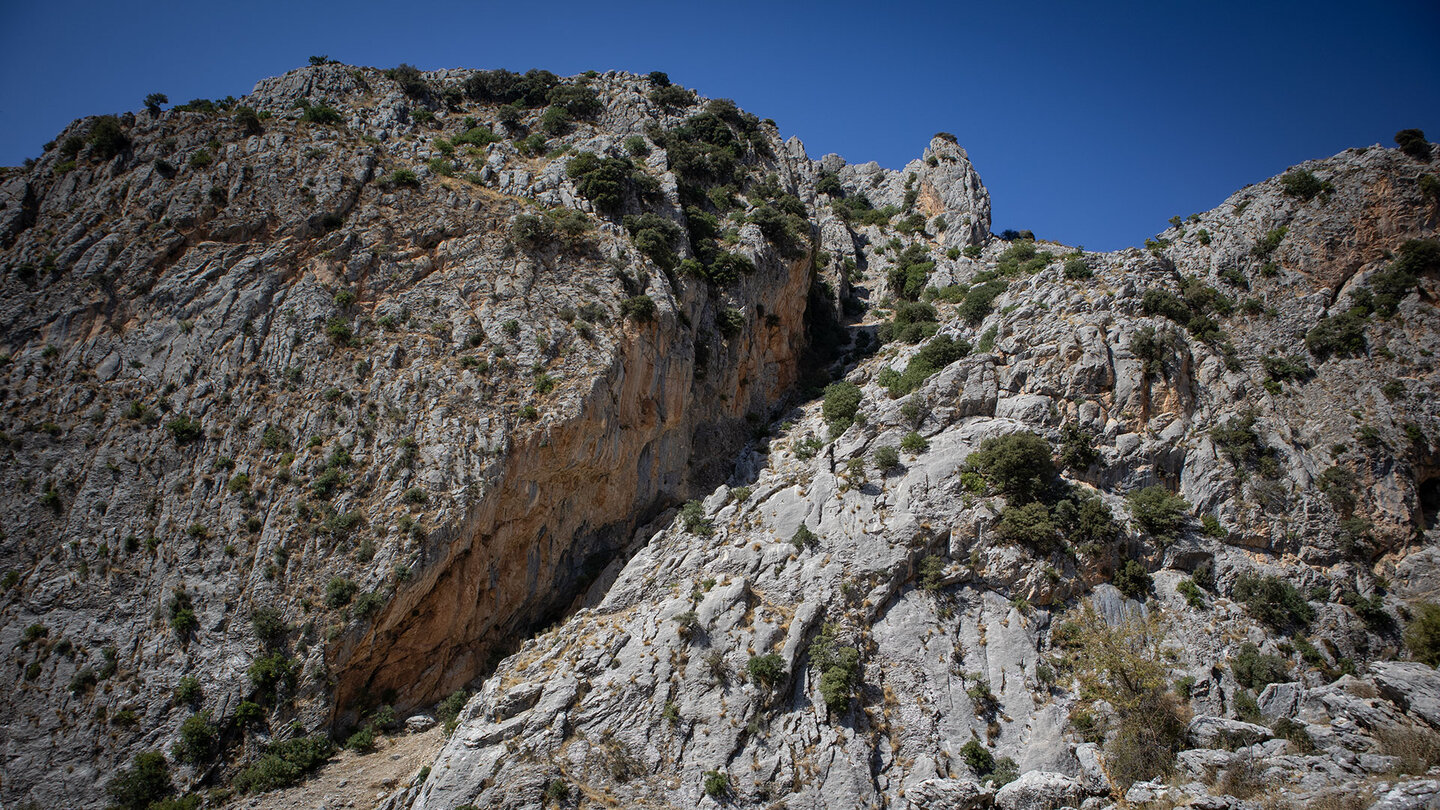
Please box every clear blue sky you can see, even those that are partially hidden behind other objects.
[2,0,1436,251]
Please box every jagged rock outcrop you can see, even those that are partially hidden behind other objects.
[397,134,1440,809]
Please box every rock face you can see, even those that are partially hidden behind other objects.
[1,62,1438,810]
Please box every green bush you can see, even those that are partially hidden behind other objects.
[1279,169,1332,201]
[1232,574,1314,631]
[958,279,1008,325]
[386,64,429,97]
[746,654,785,689]
[872,445,900,472]
[436,690,469,728]
[680,500,712,536]
[345,724,376,751]
[1230,642,1289,688]
[353,591,386,619]
[166,415,203,444]
[1396,128,1431,162]
[171,711,218,764]
[879,300,939,344]
[234,734,332,792]
[325,577,357,608]
[143,92,169,115]
[386,168,420,188]
[901,431,929,453]
[702,770,730,798]
[1177,579,1206,608]
[568,152,642,214]
[168,589,198,638]
[619,294,657,323]
[1063,256,1092,279]
[106,751,176,810]
[996,501,1059,551]
[967,432,1056,505]
[621,212,681,269]
[463,68,559,107]
[649,84,696,109]
[538,105,570,136]
[88,116,129,160]
[884,334,969,398]
[510,213,554,248]
[546,82,602,117]
[247,652,298,702]
[300,103,343,125]
[809,624,861,713]
[234,700,265,728]
[1263,354,1312,383]
[822,381,862,436]
[960,738,994,779]
[1113,559,1152,600]
[1305,310,1367,358]
[1059,423,1098,471]
[1054,491,1119,549]
[1126,486,1190,543]
[174,675,203,706]
[1404,602,1440,666]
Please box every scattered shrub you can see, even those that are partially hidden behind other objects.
[233,734,332,792]
[88,116,129,160]
[746,654,785,689]
[166,415,203,445]
[1231,642,1290,689]
[1305,310,1367,359]
[1403,602,1440,666]
[174,676,202,706]
[1126,486,1190,543]
[171,711,218,764]
[106,751,176,810]
[247,652,298,702]
[325,577,357,608]
[1232,574,1314,631]
[901,431,929,454]
[510,213,554,248]
[1113,559,1152,600]
[1057,603,1191,789]
[619,294,657,323]
[1279,169,1332,201]
[872,445,900,472]
[680,500,712,536]
[883,334,969,398]
[790,524,818,550]
[821,381,862,436]
[996,501,1059,551]
[967,432,1056,505]
[702,770,730,799]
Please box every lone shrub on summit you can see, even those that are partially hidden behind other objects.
[1396,129,1431,162]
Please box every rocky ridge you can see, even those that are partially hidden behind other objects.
[0,62,1436,810]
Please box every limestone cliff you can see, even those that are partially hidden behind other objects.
[1,61,1438,810]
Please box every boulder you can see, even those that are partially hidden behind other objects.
[994,772,1088,810]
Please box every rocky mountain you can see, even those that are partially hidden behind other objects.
[0,63,1438,810]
